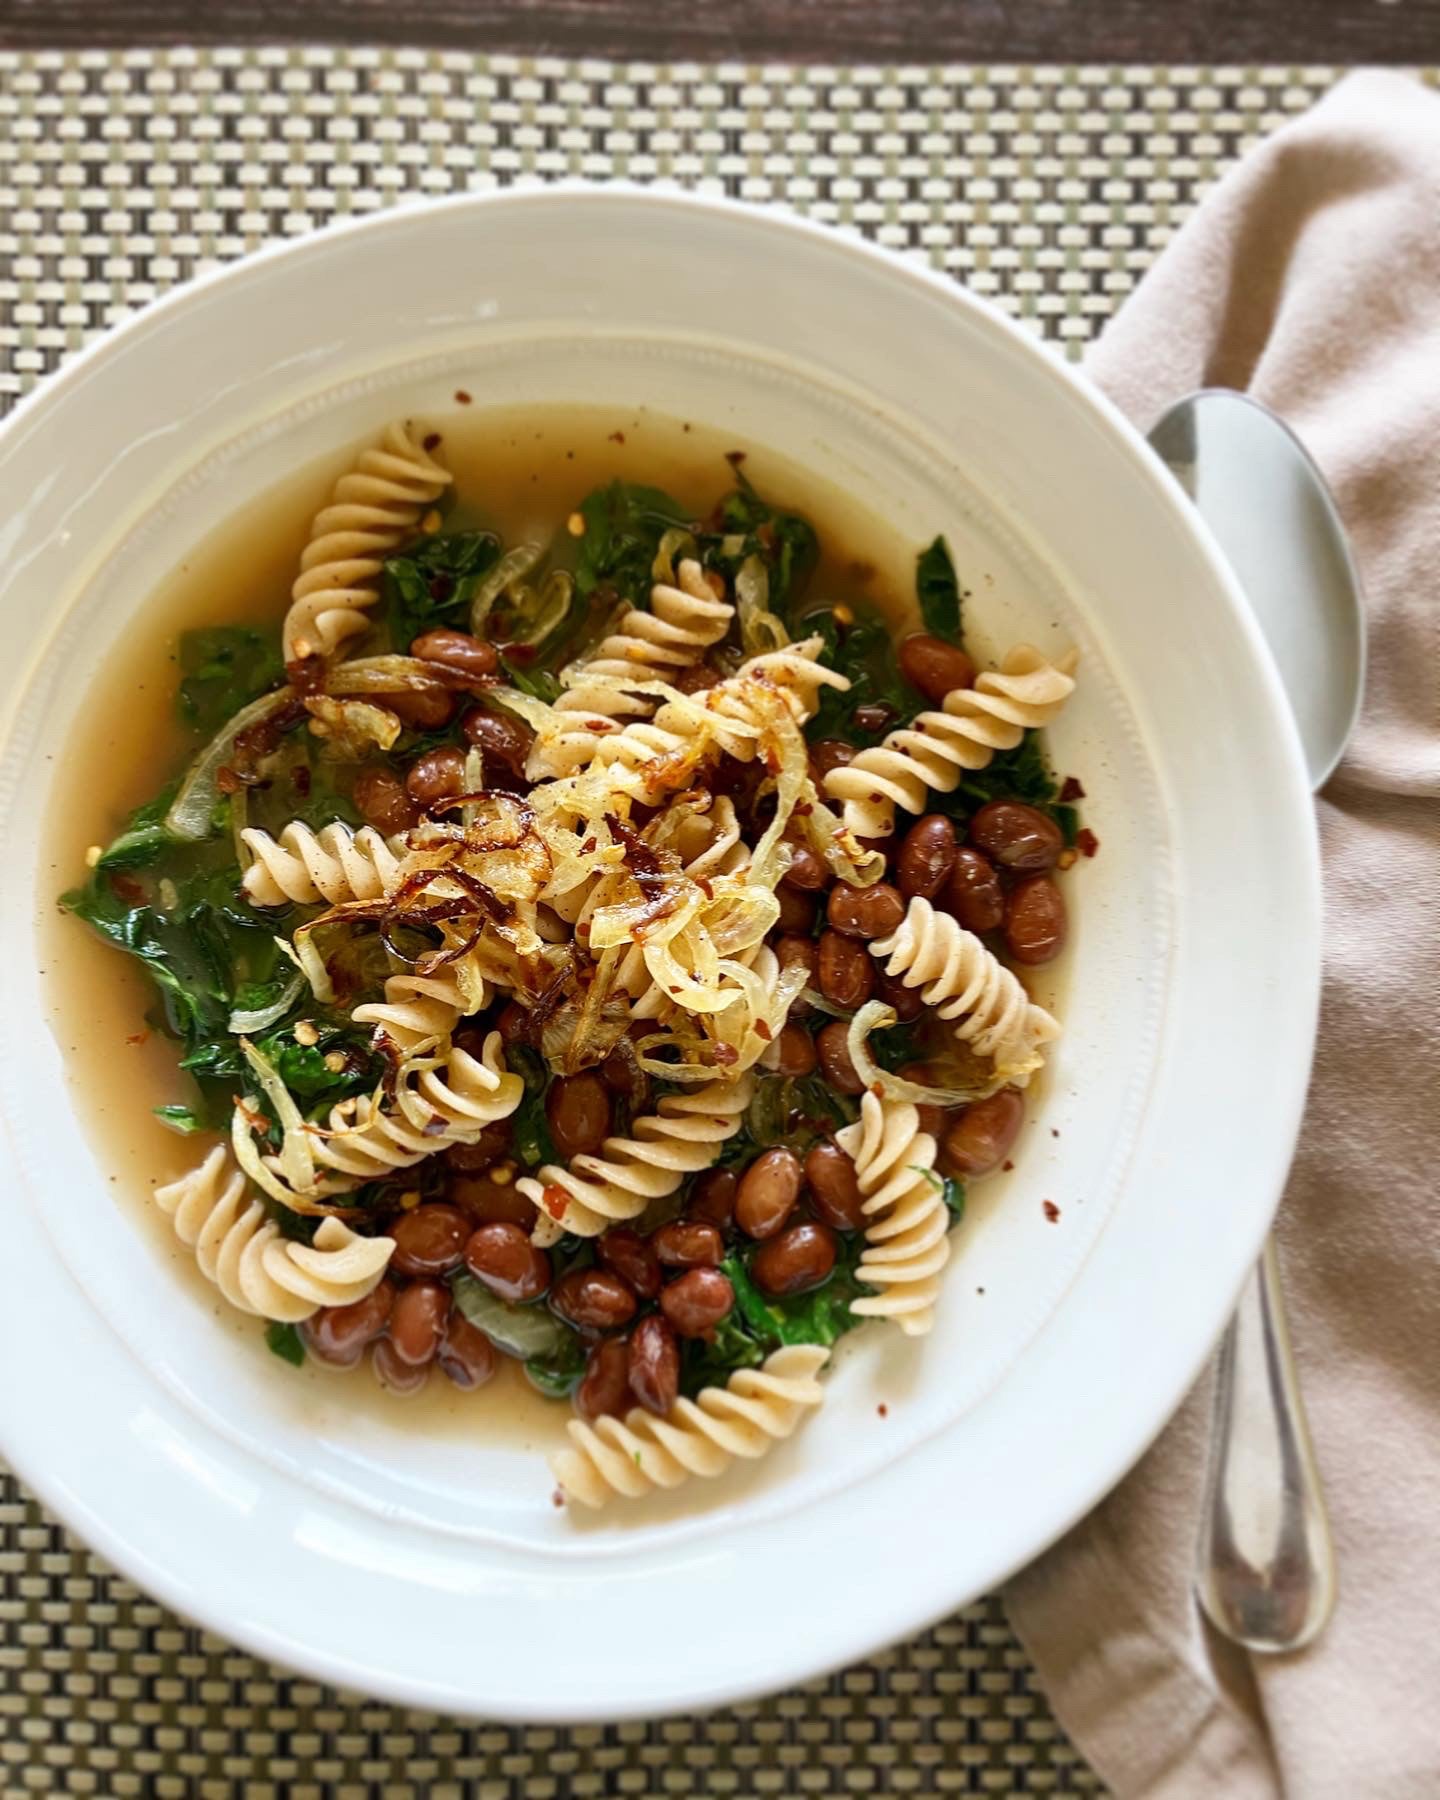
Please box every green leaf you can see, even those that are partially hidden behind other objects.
[721,1246,871,1352]
[95,785,179,871]
[153,1103,207,1134]
[383,530,502,651]
[803,609,912,746]
[450,1272,574,1360]
[507,1045,556,1170]
[573,481,689,601]
[915,535,962,638]
[265,1321,306,1367]
[178,627,285,736]
[700,468,819,616]
[502,659,562,704]
[524,1332,587,1400]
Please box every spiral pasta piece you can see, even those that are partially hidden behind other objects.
[153,1145,394,1322]
[519,1073,754,1240]
[825,645,1078,839]
[552,1345,829,1509]
[836,1094,950,1337]
[283,421,451,663]
[241,821,406,907]
[527,561,733,778]
[309,1031,524,1183]
[871,896,1059,1082]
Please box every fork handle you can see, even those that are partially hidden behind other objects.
[1195,1234,1337,1652]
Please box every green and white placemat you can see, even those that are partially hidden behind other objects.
[0,46,1350,1798]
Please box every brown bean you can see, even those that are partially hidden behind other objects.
[660,1268,735,1337]
[449,1172,537,1230]
[389,1203,471,1278]
[372,1336,429,1394]
[597,1228,662,1300]
[1005,876,1068,965]
[809,738,856,784]
[688,1167,738,1230]
[815,1021,866,1096]
[460,705,534,773]
[551,1269,637,1331]
[775,933,818,984]
[599,1041,644,1100]
[575,1337,631,1420]
[627,1314,679,1416]
[444,1117,513,1174]
[775,885,817,935]
[412,626,499,682]
[752,1222,838,1297]
[803,1142,867,1231]
[817,929,875,1010]
[463,1222,551,1302]
[303,1279,395,1366]
[736,1148,803,1240]
[853,702,897,735]
[875,965,923,1023]
[770,1022,818,1078]
[941,1088,1026,1178]
[389,1279,450,1366]
[406,745,468,808]
[545,1073,612,1161]
[898,1063,948,1142]
[385,687,456,730]
[896,813,958,900]
[496,1001,535,1047]
[969,801,1064,874]
[942,846,1006,933]
[437,1312,497,1390]
[352,767,420,834]
[672,662,718,695]
[827,880,906,940]
[899,632,976,705]
[651,1219,724,1269]
[781,842,828,891]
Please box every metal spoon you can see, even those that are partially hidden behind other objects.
[1149,390,1364,1652]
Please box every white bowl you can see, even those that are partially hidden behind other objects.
[0,189,1319,1719]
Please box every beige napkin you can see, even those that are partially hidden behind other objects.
[1005,70,1440,1799]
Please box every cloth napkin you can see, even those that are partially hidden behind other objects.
[1004,69,1440,1798]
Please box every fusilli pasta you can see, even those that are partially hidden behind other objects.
[519,1073,754,1241]
[825,645,1078,840]
[552,1345,829,1508]
[241,821,405,907]
[153,1144,395,1322]
[531,561,734,777]
[308,1030,524,1183]
[870,896,1060,1082]
[836,1093,950,1337]
[282,422,451,663]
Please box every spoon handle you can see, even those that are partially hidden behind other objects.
[1195,1234,1337,1652]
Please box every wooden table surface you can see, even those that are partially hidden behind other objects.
[2,0,1438,63]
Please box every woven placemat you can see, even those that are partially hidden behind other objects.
[0,46,1348,1799]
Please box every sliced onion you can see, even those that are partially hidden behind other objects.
[470,542,542,635]
[652,528,697,586]
[304,695,401,757]
[845,1000,994,1107]
[486,685,558,732]
[240,1035,317,1195]
[507,568,573,648]
[278,929,335,1006]
[735,553,789,656]
[328,656,456,694]
[229,782,250,870]
[800,985,852,1019]
[166,689,292,841]
[227,969,306,1035]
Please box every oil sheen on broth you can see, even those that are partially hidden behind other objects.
[38,403,928,1439]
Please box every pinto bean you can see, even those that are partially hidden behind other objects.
[751,1222,838,1297]
[353,767,420,834]
[826,880,905,940]
[575,1337,631,1420]
[815,1021,865,1096]
[687,1167,739,1230]
[940,1088,1026,1178]
[942,847,1006,933]
[770,1023,817,1077]
[782,843,828,891]
[651,1220,724,1269]
[596,1228,662,1300]
[406,745,468,808]
[1005,876,1068,965]
[412,627,499,681]
[545,1073,612,1160]
[551,1269,637,1331]
[463,1222,551,1301]
[388,1279,450,1366]
[437,1313,497,1389]
[735,1148,803,1240]
[660,1269,735,1337]
[389,1203,470,1277]
[898,633,976,704]
[817,929,874,1010]
[803,1142,867,1231]
[969,801,1064,873]
[626,1315,680,1415]
[303,1279,395,1366]
[896,814,958,900]
[460,705,533,773]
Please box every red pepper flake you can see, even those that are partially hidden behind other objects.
[1002,1159,1014,1172]
[877,1403,889,1419]
[696,877,714,899]
[1076,828,1100,859]
[726,449,748,470]
[1043,1200,1061,1223]
[216,765,244,796]
[422,432,442,453]
[581,837,597,854]
[608,430,626,445]
[552,1488,565,1509]
[586,719,612,732]
[108,873,146,905]
[793,802,813,817]
[576,921,590,938]
[714,1044,739,1066]
[1051,1127,1060,1139]
[454,389,472,404]
[1059,775,1086,803]
[543,1184,569,1219]
[869,1080,885,1097]
[755,1020,772,1042]
[125,1031,148,1046]
[290,764,312,797]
